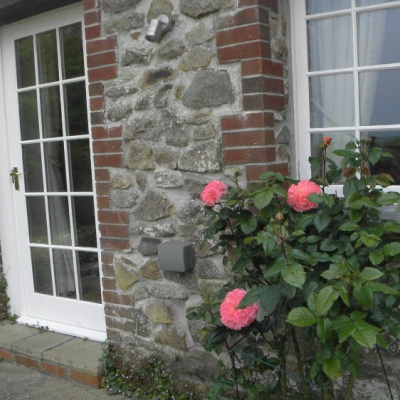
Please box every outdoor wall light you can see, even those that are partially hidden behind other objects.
[145,14,172,43]
[158,241,195,273]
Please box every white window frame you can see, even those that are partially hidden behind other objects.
[290,0,400,194]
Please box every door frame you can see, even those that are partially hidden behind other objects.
[0,3,106,341]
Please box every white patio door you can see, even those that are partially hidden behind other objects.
[1,4,106,339]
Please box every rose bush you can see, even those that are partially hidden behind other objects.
[188,138,400,400]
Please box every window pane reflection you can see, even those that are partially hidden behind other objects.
[78,251,101,303]
[69,140,92,192]
[358,8,400,66]
[19,91,40,141]
[310,74,354,128]
[26,197,48,244]
[362,131,400,184]
[31,247,52,295]
[73,197,96,248]
[360,69,400,126]
[357,0,397,6]
[61,23,84,79]
[308,16,353,71]
[53,249,76,299]
[49,196,71,246]
[37,30,58,84]
[65,82,88,136]
[22,143,44,192]
[44,141,67,192]
[307,0,350,14]
[41,86,62,138]
[15,36,35,88]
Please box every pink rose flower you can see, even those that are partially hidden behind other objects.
[322,136,332,146]
[200,180,228,207]
[287,180,321,212]
[220,288,259,330]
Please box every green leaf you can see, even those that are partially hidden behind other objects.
[336,283,350,307]
[315,287,339,316]
[290,249,310,262]
[296,213,315,231]
[254,190,274,210]
[383,242,400,257]
[365,281,400,296]
[377,192,399,206]
[317,318,332,342]
[353,285,373,308]
[369,251,384,266]
[352,328,376,349]
[264,259,286,279]
[240,216,257,234]
[314,213,331,233]
[367,147,382,165]
[286,307,318,327]
[238,287,261,309]
[260,285,281,313]
[349,209,364,222]
[359,267,383,281]
[338,322,357,343]
[339,222,358,232]
[282,264,306,289]
[323,357,341,379]
[383,221,400,233]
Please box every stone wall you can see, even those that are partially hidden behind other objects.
[83,0,289,385]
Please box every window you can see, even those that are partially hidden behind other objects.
[291,0,400,189]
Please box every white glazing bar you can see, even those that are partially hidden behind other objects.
[351,0,361,142]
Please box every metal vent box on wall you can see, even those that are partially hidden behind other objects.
[157,242,195,272]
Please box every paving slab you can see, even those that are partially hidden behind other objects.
[0,323,38,348]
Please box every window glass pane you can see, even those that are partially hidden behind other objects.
[357,0,397,6]
[64,81,88,136]
[49,196,71,246]
[310,131,355,181]
[19,91,39,141]
[15,36,35,88]
[78,251,101,303]
[53,249,76,299]
[22,143,44,192]
[358,8,400,66]
[359,69,400,126]
[69,140,92,192]
[361,131,400,184]
[72,197,96,248]
[44,141,67,192]
[308,16,353,71]
[31,247,52,295]
[26,197,48,244]
[307,0,350,14]
[37,30,59,84]
[41,86,62,138]
[310,74,354,128]
[60,23,84,79]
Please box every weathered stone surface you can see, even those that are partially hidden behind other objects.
[133,116,154,134]
[134,96,150,110]
[121,50,150,66]
[132,309,149,337]
[154,84,173,108]
[154,150,176,168]
[126,140,156,170]
[111,174,132,189]
[115,260,139,291]
[272,37,288,61]
[174,223,196,236]
[184,109,211,125]
[105,85,138,99]
[276,125,290,144]
[196,258,224,279]
[155,169,184,188]
[138,237,161,256]
[147,0,174,22]
[180,0,232,18]
[140,260,163,280]
[145,281,190,299]
[135,171,147,191]
[131,223,175,237]
[170,350,219,379]
[183,174,209,199]
[146,302,173,323]
[193,123,216,141]
[177,199,205,225]
[124,116,161,141]
[178,47,213,71]
[158,40,185,60]
[121,257,135,267]
[132,281,149,300]
[139,68,174,89]
[134,191,174,221]
[107,105,132,121]
[110,188,138,208]
[103,0,141,14]
[185,23,214,46]
[175,85,184,99]
[156,327,186,351]
[277,145,289,161]
[182,70,234,109]
[163,270,199,292]
[178,142,220,172]
[162,110,189,147]
[104,11,145,33]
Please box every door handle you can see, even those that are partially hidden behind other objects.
[10,167,33,191]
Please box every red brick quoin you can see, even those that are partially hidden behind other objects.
[216,0,289,182]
